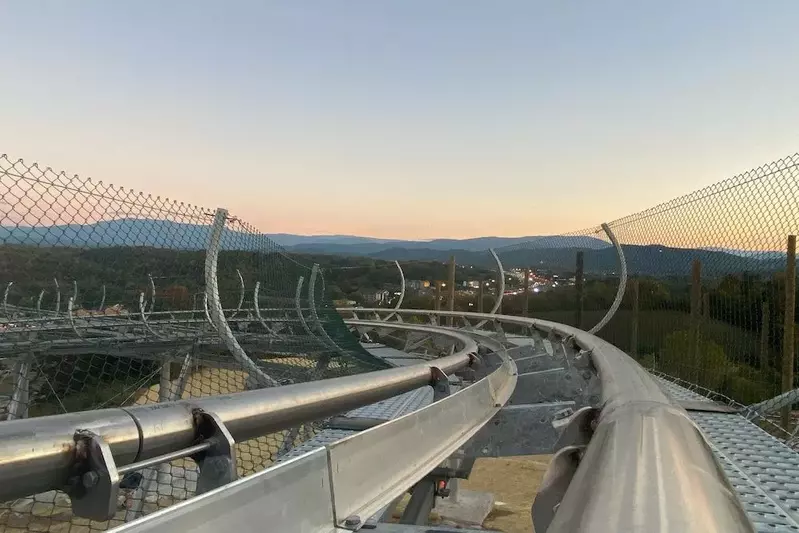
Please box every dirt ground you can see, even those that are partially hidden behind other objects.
[461,455,552,533]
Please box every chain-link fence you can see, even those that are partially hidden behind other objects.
[0,154,390,531]
[495,154,799,410]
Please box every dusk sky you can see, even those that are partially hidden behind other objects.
[2,1,799,239]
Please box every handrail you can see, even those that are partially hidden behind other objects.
[339,308,755,533]
[108,333,517,533]
[0,321,477,503]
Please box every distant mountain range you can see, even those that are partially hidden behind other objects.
[0,220,609,253]
[270,233,610,252]
[0,219,791,277]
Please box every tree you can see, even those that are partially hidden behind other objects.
[162,284,191,310]
[659,330,729,391]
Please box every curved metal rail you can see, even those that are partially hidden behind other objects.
[474,248,505,329]
[339,308,755,533]
[382,260,406,323]
[110,328,516,533]
[587,222,627,335]
[0,321,479,506]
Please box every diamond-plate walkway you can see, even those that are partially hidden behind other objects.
[655,375,799,533]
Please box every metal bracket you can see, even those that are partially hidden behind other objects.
[192,409,238,494]
[65,408,237,520]
[431,367,451,401]
[529,406,600,532]
[553,406,599,451]
[531,445,584,533]
[66,430,121,521]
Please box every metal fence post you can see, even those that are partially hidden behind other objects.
[523,267,530,318]
[761,302,770,370]
[690,259,702,383]
[206,208,278,388]
[447,255,456,326]
[782,235,796,430]
[478,279,484,313]
[575,251,584,329]
[630,278,639,358]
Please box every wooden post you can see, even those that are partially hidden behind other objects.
[782,235,796,430]
[478,279,484,313]
[630,278,639,358]
[575,251,584,329]
[523,268,530,318]
[690,259,702,383]
[760,302,770,370]
[447,256,456,326]
[434,281,442,312]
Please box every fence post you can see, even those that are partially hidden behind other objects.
[575,251,584,329]
[434,281,442,312]
[690,259,702,383]
[782,235,796,430]
[702,291,710,320]
[523,267,530,318]
[478,279,484,313]
[630,278,639,358]
[447,255,456,326]
[760,302,770,370]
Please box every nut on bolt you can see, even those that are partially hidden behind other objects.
[344,515,361,527]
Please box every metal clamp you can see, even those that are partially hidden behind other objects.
[532,445,584,533]
[191,408,238,494]
[66,409,237,521]
[553,406,599,450]
[531,406,600,533]
[431,367,451,401]
[65,430,121,521]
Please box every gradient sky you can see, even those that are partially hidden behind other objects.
[2,1,799,239]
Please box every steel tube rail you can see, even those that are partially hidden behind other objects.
[546,328,753,533]
[340,308,754,533]
[0,321,476,503]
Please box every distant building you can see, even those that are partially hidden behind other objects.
[75,304,128,317]
[363,290,390,304]
[406,280,431,291]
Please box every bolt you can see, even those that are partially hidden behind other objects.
[344,515,361,527]
[82,471,99,489]
[553,408,574,421]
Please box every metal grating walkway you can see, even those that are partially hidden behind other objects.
[278,345,437,463]
[655,375,799,532]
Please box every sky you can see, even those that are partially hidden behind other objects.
[2,1,799,240]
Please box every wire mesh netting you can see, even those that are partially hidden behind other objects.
[0,154,389,531]
[495,154,799,409]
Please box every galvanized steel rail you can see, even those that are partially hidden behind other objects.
[341,308,756,533]
[0,321,478,505]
